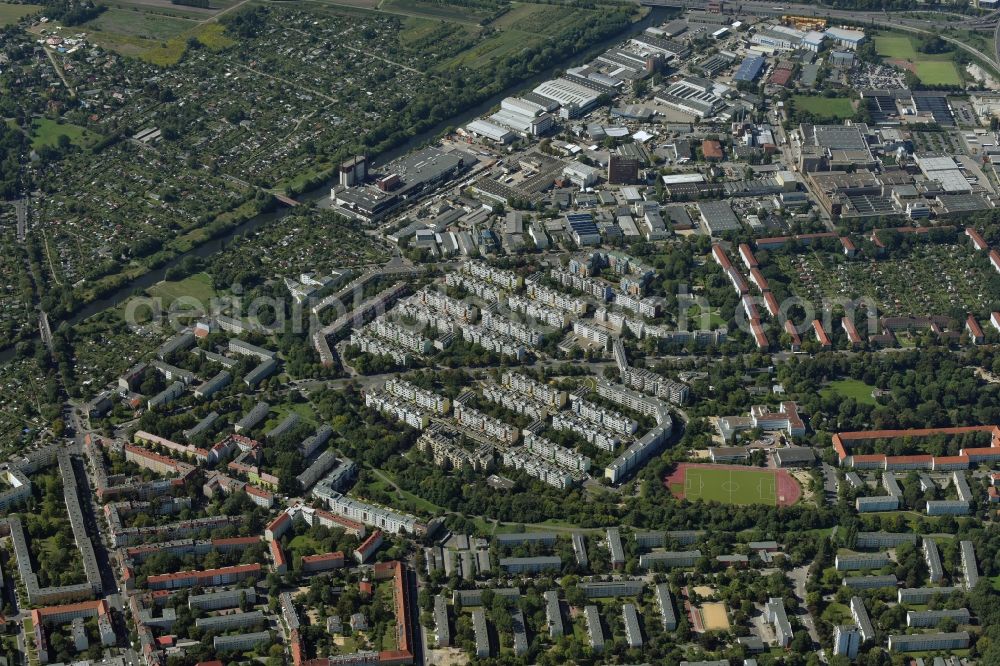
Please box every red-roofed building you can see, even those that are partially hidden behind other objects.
[265,512,292,542]
[993,312,1000,334]
[750,401,806,437]
[749,266,769,293]
[354,530,384,564]
[155,636,174,648]
[738,243,758,269]
[763,292,780,318]
[966,315,985,345]
[966,227,989,251]
[842,317,862,347]
[302,551,345,573]
[932,455,970,471]
[727,266,749,295]
[784,320,801,351]
[702,139,724,161]
[712,244,733,270]
[313,508,366,538]
[245,485,274,508]
[750,319,769,350]
[756,232,838,250]
[270,539,288,574]
[32,600,117,662]
[290,630,304,666]
[812,320,831,349]
[769,68,793,87]
[373,561,414,665]
[742,295,760,321]
[146,563,261,591]
[989,486,1000,503]
[990,249,1000,274]
[840,236,857,257]
[832,425,1000,470]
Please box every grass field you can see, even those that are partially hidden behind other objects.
[679,466,777,505]
[875,33,963,86]
[792,95,855,119]
[0,1,41,25]
[84,8,196,40]
[821,379,877,405]
[29,118,102,150]
[821,601,852,625]
[875,34,918,59]
[287,534,324,558]
[914,60,962,86]
[147,272,216,307]
[666,463,801,507]
[79,13,234,64]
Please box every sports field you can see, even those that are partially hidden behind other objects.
[665,463,801,507]
[699,603,730,631]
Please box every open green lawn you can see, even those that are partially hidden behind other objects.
[147,272,216,307]
[793,95,855,119]
[821,379,877,406]
[287,534,324,558]
[0,2,41,25]
[685,304,726,329]
[678,467,778,506]
[821,601,852,624]
[29,118,102,150]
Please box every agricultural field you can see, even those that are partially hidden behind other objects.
[774,243,996,318]
[83,8,197,41]
[791,95,855,120]
[379,0,495,24]
[874,33,963,87]
[665,463,801,507]
[439,3,605,70]
[0,1,41,26]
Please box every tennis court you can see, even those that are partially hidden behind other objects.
[665,463,801,507]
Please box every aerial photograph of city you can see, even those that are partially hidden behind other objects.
[3,0,1000,663]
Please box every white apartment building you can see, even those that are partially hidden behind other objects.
[385,378,451,414]
[501,371,568,407]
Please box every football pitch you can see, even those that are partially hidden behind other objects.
[666,463,801,506]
